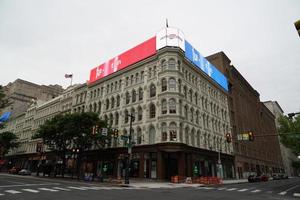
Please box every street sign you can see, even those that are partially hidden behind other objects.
[121,135,128,140]
[101,128,108,136]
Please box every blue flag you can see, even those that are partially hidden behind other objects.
[0,111,11,122]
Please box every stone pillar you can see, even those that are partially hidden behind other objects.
[178,152,186,176]
[139,153,145,178]
[157,151,164,179]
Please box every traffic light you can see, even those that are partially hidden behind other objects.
[248,131,254,141]
[225,133,232,143]
[112,129,119,138]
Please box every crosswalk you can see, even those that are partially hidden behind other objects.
[0,185,144,197]
[197,186,300,198]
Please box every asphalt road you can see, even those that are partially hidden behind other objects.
[0,173,299,200]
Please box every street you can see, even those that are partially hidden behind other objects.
[0,174,300,200]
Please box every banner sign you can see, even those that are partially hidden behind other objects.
[89,37,156,84]
[0,111,11,122]
[156,27,185,51]
[184,41,228,91]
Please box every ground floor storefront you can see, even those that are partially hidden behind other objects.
[235,156,284,179]
[5,143,235,180]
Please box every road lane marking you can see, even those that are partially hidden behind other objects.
[5,190,22,194]
[279,191,287,195]
[38,188,59,192]
[67,186,88,190]
[251,189,261,193]
[0,193,4,196]
[237,188,248,192]
[52,187,71,191]
[203,187,214,190]
[293,193,300,197]
[217,187,226,190]
[22,189,39,193]
[0,183,60,188]
[227,188,237,191]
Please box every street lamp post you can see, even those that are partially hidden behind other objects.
[125,113,134,184]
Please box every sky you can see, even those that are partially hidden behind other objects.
[0,0,299,114]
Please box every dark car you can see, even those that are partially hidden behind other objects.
[248,174,269,182]
[8,167,20,174]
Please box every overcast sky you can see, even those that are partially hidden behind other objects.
[0,0,299,113]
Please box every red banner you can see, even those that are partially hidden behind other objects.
[89,36,156,84]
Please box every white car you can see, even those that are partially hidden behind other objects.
[18,169,31,175]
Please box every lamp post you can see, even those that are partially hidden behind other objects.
[124,113,134,184]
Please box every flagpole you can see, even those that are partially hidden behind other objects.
[70,76,73,86]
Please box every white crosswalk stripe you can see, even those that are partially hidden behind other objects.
[38,188,59,192]
[227,188,237,191]
[251,189,261,193]
[237,188,248,192]
[217,187,226,190]
[52,187,71,191]
[294,193,300,197]
[67,186,88,190]
[22,189,39,193]
[0,193,4,196]
[279,191,287,195]
[5,190,22,194]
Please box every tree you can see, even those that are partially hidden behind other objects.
[0,131,19,158]
[278,115,300,156]
[68,112,110,179]
[33,112,109,178]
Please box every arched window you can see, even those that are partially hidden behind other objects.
[131,108,136,122]
[189,89,193,103]
[148,68,152,78]
[137,127,142,144]
[178,79,182,93]
[111,97,115,109]
[115,112,119,125]
[197,131,201,147]
[123,129,128,146]
[190,108,194,123]
[126,92,130,104]
[169,122,177,141]
[161,60,167,71]
[109,113,113,126]
[149,103,156,118]
[132,90,136,103]
[104,114,108,123]
[89,104,92,112]
[135,73,139,83]
[185,127,189,144]
[184,86,187,99]
[195,92,198,105]
[98,101,101,113]
[161,78,167,92]
[138,88,143,101]
[130,75,134,85]
[149,126,156,144]
[169,78,176,91]
[116,95,120,107]
[184,105,188,120]
[138,106,143,121]
[93,103,97,112]
[169,98,176,114]
[150,84,156,97]
[168,58,176,70]
[106,99,109,110]
[191,129,195,146]
[196,110,199,124]
[161,99,167,114]
[161,123,167,142]
[124,110,129,123]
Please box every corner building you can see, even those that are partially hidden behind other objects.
[80,28,234,180]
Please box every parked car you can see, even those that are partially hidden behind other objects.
[273,173,288,180]
[18,169,31,175]
[248,174,269,182]
[8,167,20,174]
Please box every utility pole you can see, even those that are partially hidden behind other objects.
[124,113,134,184]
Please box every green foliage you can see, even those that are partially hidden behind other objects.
[33,112,109,152]
[278,115,300,156]
[0,131,19,157]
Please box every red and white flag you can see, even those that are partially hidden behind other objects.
[65,74,73,78]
